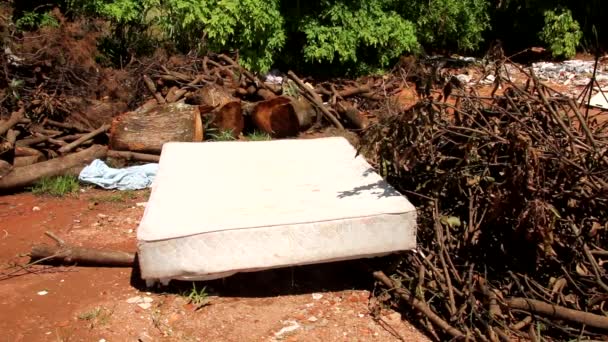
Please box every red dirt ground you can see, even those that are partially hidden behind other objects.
[0,188,430,342]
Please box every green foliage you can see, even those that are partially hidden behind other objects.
[399,0,490,52]
[15,10,59,30]
[246,131,272,141]
[539,8,583,59]
[181,283,209,308]
[31,175,80,197]
[299,1,418,67]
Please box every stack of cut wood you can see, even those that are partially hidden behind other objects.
[0,53,378,192]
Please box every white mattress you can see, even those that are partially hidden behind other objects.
[136,137,417,285]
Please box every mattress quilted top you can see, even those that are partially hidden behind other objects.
[137,137,416,241]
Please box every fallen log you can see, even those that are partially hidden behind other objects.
[0,144,108,191]
[287,71,344,130]
[0,108,25,136]
[109,102,203,154]
[506,297,608,330]
[58,124,110,154]
[108,150,160,163]
[31,243,134,267]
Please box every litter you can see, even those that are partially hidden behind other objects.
[78,159,158,191]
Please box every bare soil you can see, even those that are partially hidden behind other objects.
[0,189,430,342]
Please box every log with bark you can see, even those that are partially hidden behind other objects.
[0,144,108,191]
[251,96,316,138]
[109,102,203,154]
[31,243,135,267]
[336,101,369,129]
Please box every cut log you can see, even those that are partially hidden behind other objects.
[257,88,277,100]
[186,84,236,108]
[251,96,315,138]
[205,101,244,138]
[0,144,108,191]
[337,101,369,129]
[109,102,203,154]
[108,150,160,163]
[31,243,134,267]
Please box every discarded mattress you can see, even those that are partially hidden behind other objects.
[136,137,417,285]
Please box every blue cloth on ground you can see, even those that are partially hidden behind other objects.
[79,159,159,190]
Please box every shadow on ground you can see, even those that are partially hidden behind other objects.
[130,254,403,298]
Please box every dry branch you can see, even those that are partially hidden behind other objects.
[58,124,110,154]
[0,108,25,136]
[30,243,134,267]
[373,271,465,339]
[507,298,608,330]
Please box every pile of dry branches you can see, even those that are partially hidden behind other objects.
[360,64,608,341]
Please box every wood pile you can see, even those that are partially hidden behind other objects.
[0,52,384,192]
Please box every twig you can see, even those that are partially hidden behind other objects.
[58,124,110,154]
[373,271,465,339]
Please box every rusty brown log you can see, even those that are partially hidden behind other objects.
[0,108,25,136]
[0,129,19,164]
[15,146,44,158]
[0,160,11,178]
[205,101,245,139]
[187,84,236,108]
[252,96,316,138]
[0,145,108,191]
[257,88,277,100]
[31,243,134,267]
[108,150,160,163]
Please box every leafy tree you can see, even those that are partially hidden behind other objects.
[539,8,583,59]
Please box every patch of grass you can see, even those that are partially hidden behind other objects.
[90,190,137,203]
[77,306,113,329]
[207,129,237,141]
[181,283,210,309]
[246,130,272,141]
[31,175,79,197]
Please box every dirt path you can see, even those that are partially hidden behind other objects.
[0,189,429,341]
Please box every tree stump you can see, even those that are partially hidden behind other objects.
[251,96,315,138]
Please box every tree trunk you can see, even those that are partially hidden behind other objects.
[109,102,203,154]
[0,144,108,191]
[31,243,134,267]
